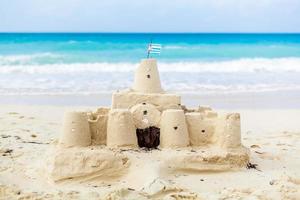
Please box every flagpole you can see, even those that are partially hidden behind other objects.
[147,39,152,59]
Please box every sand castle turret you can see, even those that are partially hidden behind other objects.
[60,111,91,147]
[106,109,137,147]
[160,109,189,148]
[216,113,242,149]
[130,103,161,129]
[132,59,164,93]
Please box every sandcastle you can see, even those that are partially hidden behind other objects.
[47,59,249,182]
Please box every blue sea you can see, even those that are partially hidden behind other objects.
[0,33,300,95]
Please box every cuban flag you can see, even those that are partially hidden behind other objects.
[147,43,161,57]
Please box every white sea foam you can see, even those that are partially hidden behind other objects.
[163,45,187,49]
[1,57,300,95]
[1,57,300,74]
[0,53,62,65]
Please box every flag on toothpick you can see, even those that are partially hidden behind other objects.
[147,43,161,58]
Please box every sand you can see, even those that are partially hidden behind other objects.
[0,105,300,199]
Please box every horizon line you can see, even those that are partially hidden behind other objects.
[0,32,300,34]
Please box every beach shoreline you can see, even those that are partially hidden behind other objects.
[1,90,300,109]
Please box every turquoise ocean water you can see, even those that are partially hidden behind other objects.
[0,33,300,95]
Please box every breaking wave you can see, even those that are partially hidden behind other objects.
[0,53,62,65]
[1,57,300,74]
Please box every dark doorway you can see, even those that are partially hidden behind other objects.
[136,126,160,149]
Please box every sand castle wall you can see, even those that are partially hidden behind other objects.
[106,109,137,147]
[216,113,242,149]
[88,107,110,145]
[130,103,161,129]
[132,59,163,93]
[112,91,181,111]
[60,111,91,147]
[160,109,189,148]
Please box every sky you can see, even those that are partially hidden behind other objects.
[0,0,300,33]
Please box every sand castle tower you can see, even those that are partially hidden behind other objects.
[160,109,189,148]
[130,103,161,129]
[106,109,137,147]
[132,59,164,93]
[185,112,216,146]
[60,111,91,147]
[216,113,242,149]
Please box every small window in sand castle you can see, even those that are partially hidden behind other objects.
[143,110,148,115]
[147,74,151,78]
[201,129,205,133]
[174,126,178,130]
[142,102,146,105]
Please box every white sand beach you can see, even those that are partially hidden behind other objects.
[0,104,299,199]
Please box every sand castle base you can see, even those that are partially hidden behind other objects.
[164,146,249,172]
[46,145,249,182]
[46,147,130,182]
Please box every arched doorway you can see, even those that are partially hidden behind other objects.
[136,126,160,149]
